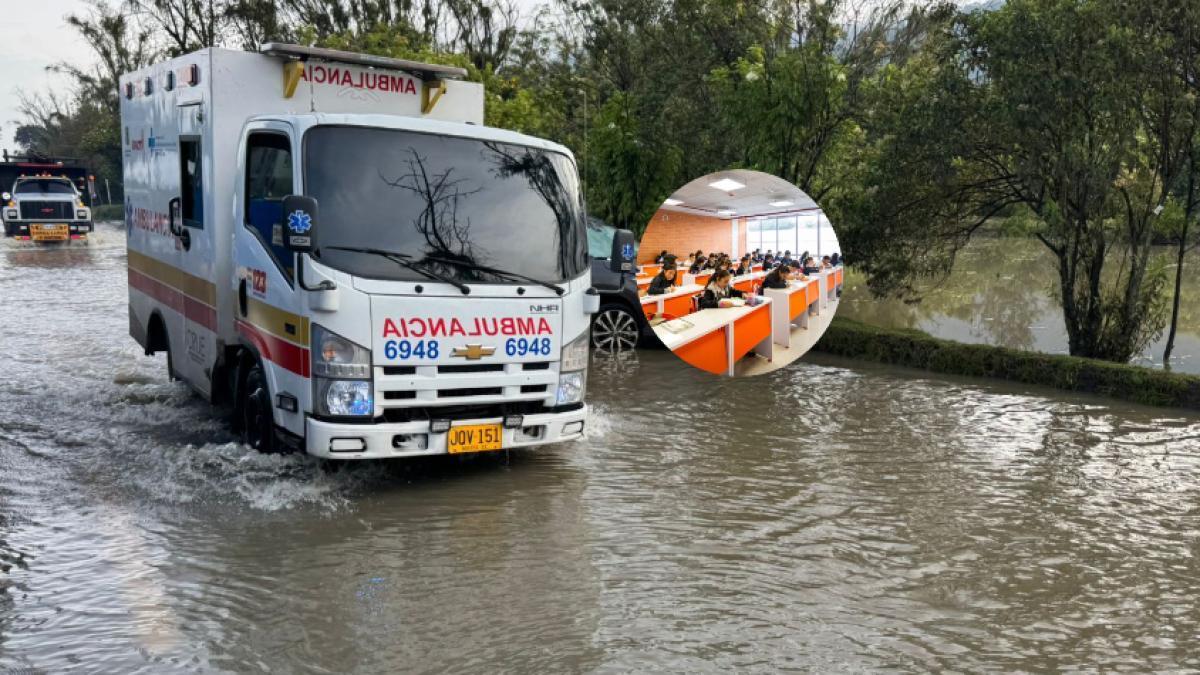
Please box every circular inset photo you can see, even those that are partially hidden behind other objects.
[636,170,842,377]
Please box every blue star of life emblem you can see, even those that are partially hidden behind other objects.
[621,243,635,260]
[287,210,312,234]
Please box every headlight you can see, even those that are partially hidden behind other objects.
[76,209,89,220]
[321,379,373,416]
[559,332,589,372]
[312,324,373,417]
[556,370,586,405]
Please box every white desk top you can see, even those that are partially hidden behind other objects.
[640,283,704,306]
[763,280,808,297]
[652,298,772,351]
[732,270,770,283]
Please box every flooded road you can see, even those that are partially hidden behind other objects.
[3,225,1200,672]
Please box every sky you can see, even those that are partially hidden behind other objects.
[0,0,95,151]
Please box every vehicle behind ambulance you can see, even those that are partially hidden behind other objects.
[2,165,95,242]
[120,44,624,458]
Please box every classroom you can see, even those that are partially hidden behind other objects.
[635,170,843,377]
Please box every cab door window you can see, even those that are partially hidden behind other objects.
[244,132,294,279]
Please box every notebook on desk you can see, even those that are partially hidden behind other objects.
[659,317,695,334]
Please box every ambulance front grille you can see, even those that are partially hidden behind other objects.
[374,361,557,409]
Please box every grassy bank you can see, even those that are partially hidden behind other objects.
[92,204,124,221]
[813,317,1200,410]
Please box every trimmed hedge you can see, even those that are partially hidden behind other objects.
[92,204,124,221]
[813,317,1200,410]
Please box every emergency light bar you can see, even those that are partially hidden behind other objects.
[259,43,468,81]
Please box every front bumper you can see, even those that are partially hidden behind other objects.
[305,405,588,459]
[3,221,93,238]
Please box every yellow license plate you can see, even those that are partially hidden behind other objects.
[31,223,68,241]
[447,423,503,454]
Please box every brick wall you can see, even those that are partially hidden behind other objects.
[639,209,735,264]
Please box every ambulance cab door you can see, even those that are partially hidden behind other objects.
[172,102,217,396]
[233,122,306,436]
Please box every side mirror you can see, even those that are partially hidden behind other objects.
[281,195,318,252]
[609,228,637,274]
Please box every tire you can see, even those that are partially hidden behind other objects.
[591,304,641,352]
[240,362,279,453]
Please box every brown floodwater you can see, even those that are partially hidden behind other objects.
[2,224,1199,672]
[839,236,1200,374]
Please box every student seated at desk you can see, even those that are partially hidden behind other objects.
[802,256,821,275]
[645,258,678,295]
[735,254,753,276]
[761,254,776,270]
[654,250,669,264]
[759,263,793,292]
[698,269,745,309]
[689,255,708,274]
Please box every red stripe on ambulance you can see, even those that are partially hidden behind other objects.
[237,320,310,377]
[128,267,217,331]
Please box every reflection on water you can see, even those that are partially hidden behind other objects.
[839,237,1200,374]
[2,225,1200,672]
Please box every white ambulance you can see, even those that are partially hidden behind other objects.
[120,44,633,458]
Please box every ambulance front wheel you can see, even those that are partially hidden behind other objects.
[241,362,279,453]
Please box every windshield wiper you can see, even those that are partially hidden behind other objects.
[421,255,564,296]
[319,246,471,295]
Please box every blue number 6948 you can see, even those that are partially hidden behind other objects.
[384,339,440,360]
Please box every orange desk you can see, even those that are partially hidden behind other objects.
[752,264,763,273]
[731,271,769,294]
[764,282,815,347]
[821,267,843,303]
[653,300,774,376]
[683,271,713,288]
[640,264,662,277]
[640,284,704,319]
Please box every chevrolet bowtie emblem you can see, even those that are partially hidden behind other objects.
[451,344,496,360]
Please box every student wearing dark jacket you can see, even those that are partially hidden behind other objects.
[697,270,745,309]
[654,250,669,264]
[759,264,793,292]
[646,262,678,295]
[689,256,707,274]
[734,255,753,276]
[802,257,821,275]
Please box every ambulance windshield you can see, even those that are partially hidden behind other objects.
[305,126,588,284]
